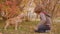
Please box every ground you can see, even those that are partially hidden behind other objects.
[0,19,60,34]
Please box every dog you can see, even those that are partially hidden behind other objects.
[4,13,25,30]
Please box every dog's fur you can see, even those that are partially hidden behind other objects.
[4,13,25,30]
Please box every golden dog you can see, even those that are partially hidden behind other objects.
[4,13,25,30]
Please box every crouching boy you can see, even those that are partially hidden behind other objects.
[34,7,51,33]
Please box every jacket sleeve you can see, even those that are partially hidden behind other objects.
[40,12,47,25]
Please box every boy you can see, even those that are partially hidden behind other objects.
[34,7,51,33]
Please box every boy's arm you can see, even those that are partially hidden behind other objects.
[40,13,47,24]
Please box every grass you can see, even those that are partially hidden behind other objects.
[0,19,60,34]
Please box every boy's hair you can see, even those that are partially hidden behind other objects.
[34,5,44,14]
[34,6,43,14]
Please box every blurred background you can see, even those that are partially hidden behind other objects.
[0,0,60,34]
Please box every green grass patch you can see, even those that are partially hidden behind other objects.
[0,20,60,34]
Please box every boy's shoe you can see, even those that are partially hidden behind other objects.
[34,30,46,33]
